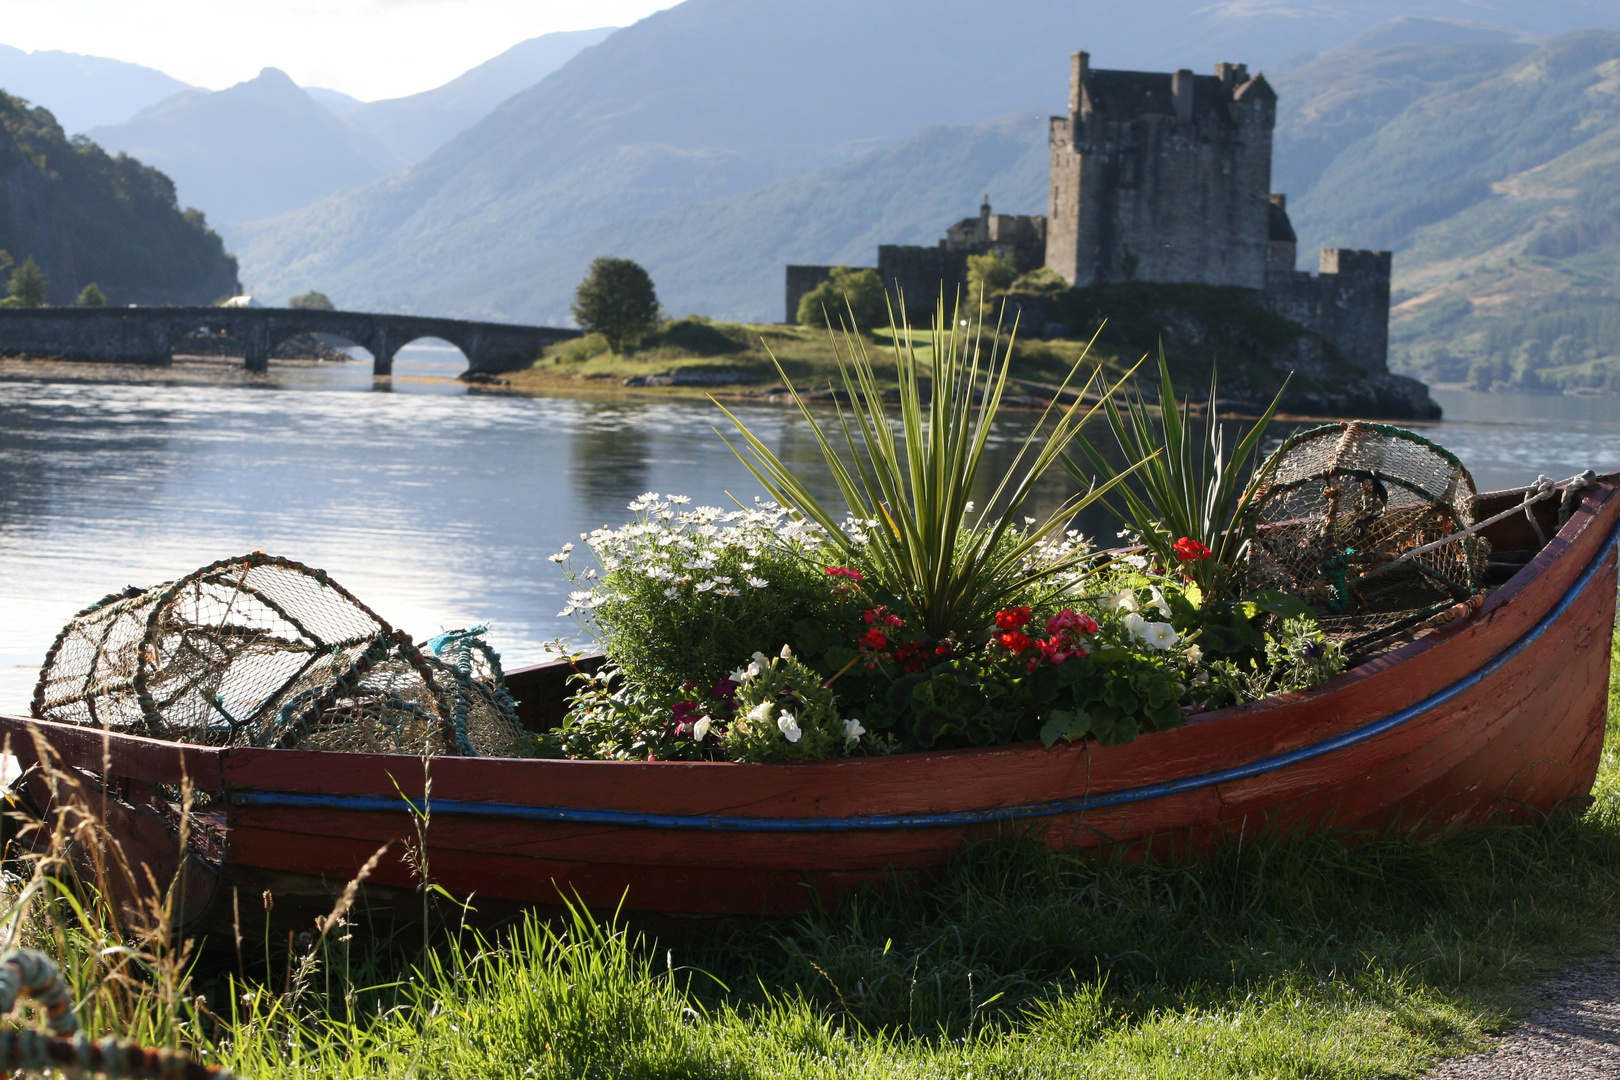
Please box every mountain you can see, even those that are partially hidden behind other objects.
[1267,29,1620,393]
[303,86,365,113]
[0,91,239,305]
[340,27,618,163]
[231,0,1620,315]
[0,45,187,134]
[88,68,404,227]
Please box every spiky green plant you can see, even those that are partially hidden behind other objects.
[712,299,1144,643]
[1063,347,1287,601]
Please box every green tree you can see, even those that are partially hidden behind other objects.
[76,282,106,307]
[966,251,1017,301]
[288,290,335,311]
[8,256,48,306]
[796,266,887,333]
[571,257,661,352]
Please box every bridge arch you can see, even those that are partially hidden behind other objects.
[388,336,473,388]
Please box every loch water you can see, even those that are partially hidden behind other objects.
[2,348,1617,714]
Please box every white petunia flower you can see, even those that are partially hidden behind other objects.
[693,716,713,741]
[777,710,802,743]
[751,651,770,668]
[1185,644,1203,665]
[1124,554,1148,569]
[780,643,792,659]
[1148,586,1172,618]
[746,701,773,724]
[1144,621,1180,650]
[1122,611,1148,640]
[1111,590,1139,613]
[842,718,865,742]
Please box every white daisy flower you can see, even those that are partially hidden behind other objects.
[664,586,680,599]
[747,576,769,589]
[695,580,716,593]
[715,587,740,597]
[1123,554,1148,569]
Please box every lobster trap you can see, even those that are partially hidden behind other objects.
[1246,422,1489,655]
[32,553,526,757]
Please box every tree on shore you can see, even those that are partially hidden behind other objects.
[289,290,335,311]
[966,251,1017,315]
[797,266,887,333]
[572,257,661,352]
[77,283,106,307]
[7,257,47,306]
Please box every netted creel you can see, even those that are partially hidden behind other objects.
[1245,422,1489,654]
[32,553,525,756]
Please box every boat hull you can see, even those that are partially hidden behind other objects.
[3,480,1616,921]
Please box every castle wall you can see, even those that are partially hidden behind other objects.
[1260,249,1392,373]
[784,264,852,323]
[877,245,971,319]
[1047,55,1275,290]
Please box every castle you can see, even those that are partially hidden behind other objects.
[785,51,1396,376]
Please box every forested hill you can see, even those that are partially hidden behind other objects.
[0,91,239,306]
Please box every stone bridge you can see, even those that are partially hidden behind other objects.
[0,306,580,375]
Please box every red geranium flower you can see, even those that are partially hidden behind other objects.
[994,607,1032,631]
[1172,537,1213,561]
[860,628,890,650]
[825,565,865,581]
[995,631,1032,653]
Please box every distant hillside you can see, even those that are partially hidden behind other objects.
[1271,29,1620,394]
[429,112,1048,323]
[232,0,1620,314]
[340,27,618,163]
[88,68,404,227]
[0,45,187,133]
[0,92,239,305]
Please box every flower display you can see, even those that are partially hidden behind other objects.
[547,482,1346,764]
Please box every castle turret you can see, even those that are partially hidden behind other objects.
[1046,53,1276,289]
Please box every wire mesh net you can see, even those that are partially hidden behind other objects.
[1246,422,1489,654]
[32,553,526,757]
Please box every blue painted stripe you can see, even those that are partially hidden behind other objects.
[232,521,1620,832]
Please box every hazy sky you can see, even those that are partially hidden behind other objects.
[2,0,673,100]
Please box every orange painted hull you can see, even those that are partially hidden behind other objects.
[3,481,1616,921]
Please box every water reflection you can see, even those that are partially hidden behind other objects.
[0,354,1614,714]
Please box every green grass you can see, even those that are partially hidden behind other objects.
[14,631,1620,1078]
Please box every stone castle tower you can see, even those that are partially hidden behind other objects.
[1046,53,1276,288]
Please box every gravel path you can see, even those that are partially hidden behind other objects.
[1428,952,1620,1078]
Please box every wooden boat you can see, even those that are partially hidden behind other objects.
[2,475,1616,927]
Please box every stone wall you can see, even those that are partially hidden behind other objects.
[1260,249,1393,374]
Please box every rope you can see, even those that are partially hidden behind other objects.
[1364,471,1592,579]
[0,949,240,1079]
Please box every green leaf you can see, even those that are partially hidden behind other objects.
[1039,708,1091,747]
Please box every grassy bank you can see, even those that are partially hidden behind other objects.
[500,316,1157,404]
[7,632,1620,1078]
